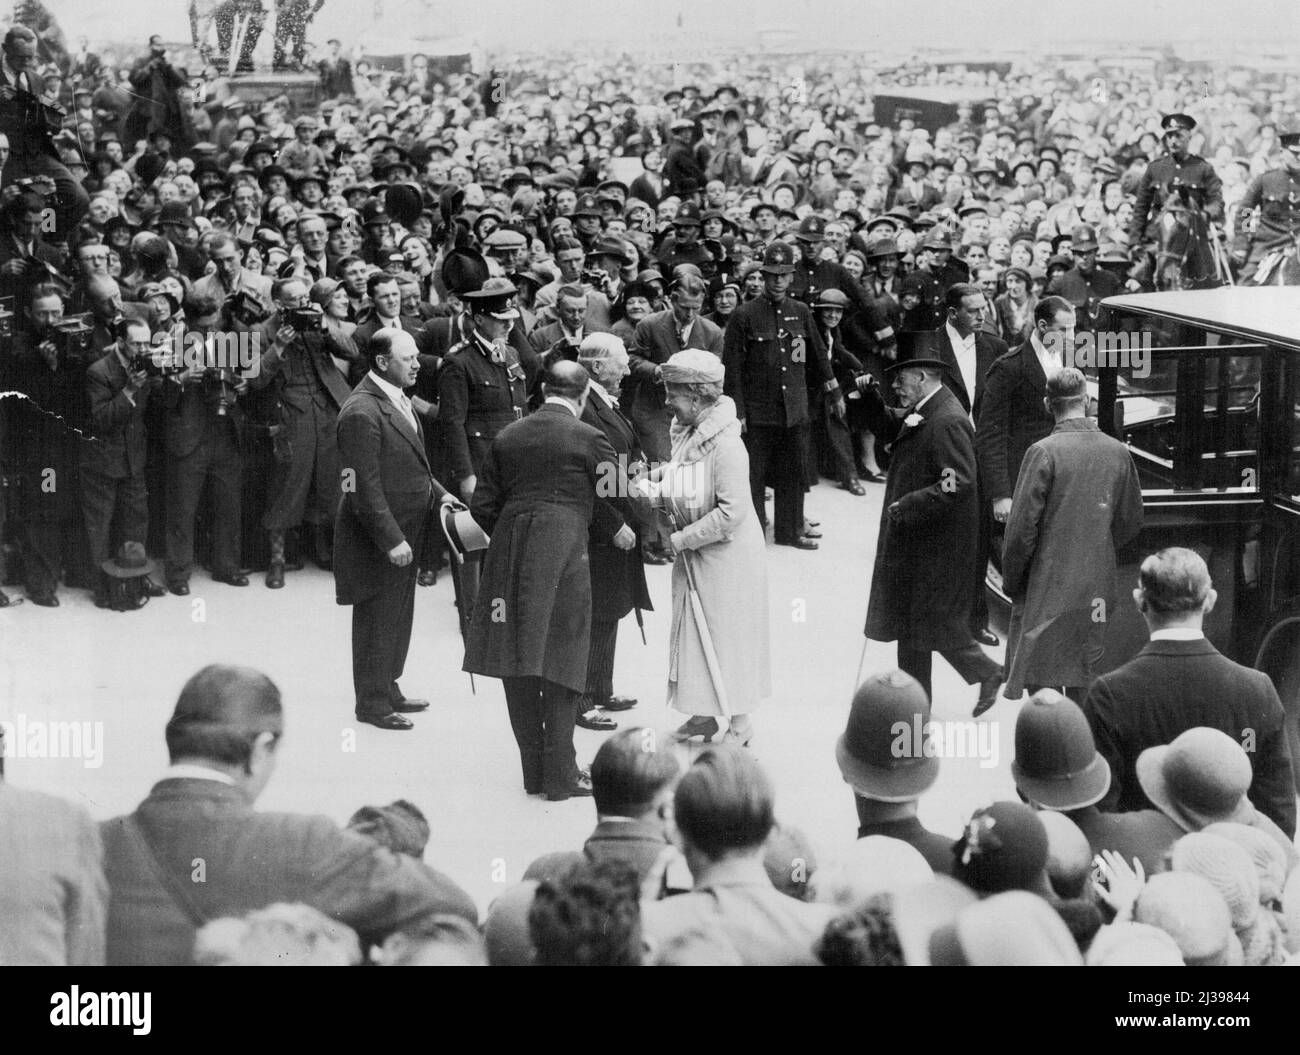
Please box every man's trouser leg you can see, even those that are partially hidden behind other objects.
[502,676,544,793]
[540,678,579,796]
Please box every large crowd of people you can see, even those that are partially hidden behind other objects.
[2,12,1300,967]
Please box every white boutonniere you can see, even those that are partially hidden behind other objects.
[903,413,924,427]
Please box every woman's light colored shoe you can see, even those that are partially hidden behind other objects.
[723,718,753,748]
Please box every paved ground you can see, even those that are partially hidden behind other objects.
[0,477,1024,912]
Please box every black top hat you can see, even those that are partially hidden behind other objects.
[441,246,490,296]
[885,330,949,374]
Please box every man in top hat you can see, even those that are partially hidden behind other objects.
[861,333,1002,715]
[1046,224,1121,331]
[1232,129,1300,281]
[1083,547,1296,837]
[464,359,635,801]
[334,329,447,731]
[1126,114,1223,260]
[80,317,168,609]
[1001,368,1143,705]
[439,277,532,505]
[836,670,956,873]
[723,242,844,550]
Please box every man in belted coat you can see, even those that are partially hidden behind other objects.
[334,329,447,731]
[863,333,1002,716]
[574,334,653,732]
[464,360,636,801]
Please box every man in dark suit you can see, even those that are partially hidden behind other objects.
[626,271,723,561]
[160,307,249,594]
[523,728,682,888]
[464,360,636,801]
[6,283,92,605]
[862,340,1002,716]
[1083,548,1296,838]
[334,329,445,731]
[81,318,166,608]
[100,664,477,965]
[934,283,1009,646]
[976,296,1074,531]
[353,272,432,356]
[574,334,653,731]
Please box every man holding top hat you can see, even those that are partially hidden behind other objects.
[862,334,1002,716]
[334,328,451,731]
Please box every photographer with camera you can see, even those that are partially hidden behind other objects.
[533,236,613,330]
[248,276,356,587]
[122,35,193,158]
[193,233,274,328]
[0,190,63,307]
[81,317,168,609]
[0,26,87,246]
[161,297,249,596]
[5,283,94,606]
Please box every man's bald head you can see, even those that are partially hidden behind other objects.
[165,664,283,770]
[543,358,590,403]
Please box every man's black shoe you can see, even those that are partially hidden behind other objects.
[973,627,999,647]
[973,672,1004,718]
[546,772,594,801]
[265,560,285,589]
[213,572,249,587]
[169,581,190,596]
[30,591,59,607]
[392,698,430,713]
[142,578,167,597]
[602,696,638,711]
[356,713,414,730]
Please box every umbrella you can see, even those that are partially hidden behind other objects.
[669,509,731,719]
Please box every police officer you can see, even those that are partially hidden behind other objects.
[723,242,844,550]
[1233,130,1300,281]
[790,215,893,355]
[438,277,530,505]
[655,202,713,273]
[1127,114,1224,252]
[1046,224,1121,331]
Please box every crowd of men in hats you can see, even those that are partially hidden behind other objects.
[2,26,1300,965]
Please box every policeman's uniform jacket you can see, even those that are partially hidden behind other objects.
[1128,152,1224,245]
[437,330,530,485]
[722,294,836,428]
[1233,166,1300,265]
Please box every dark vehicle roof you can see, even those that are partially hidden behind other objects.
[1103,289,1300,352]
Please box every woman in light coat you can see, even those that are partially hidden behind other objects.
[632,349,770,745]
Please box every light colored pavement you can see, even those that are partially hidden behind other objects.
[0,477,1024,912]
